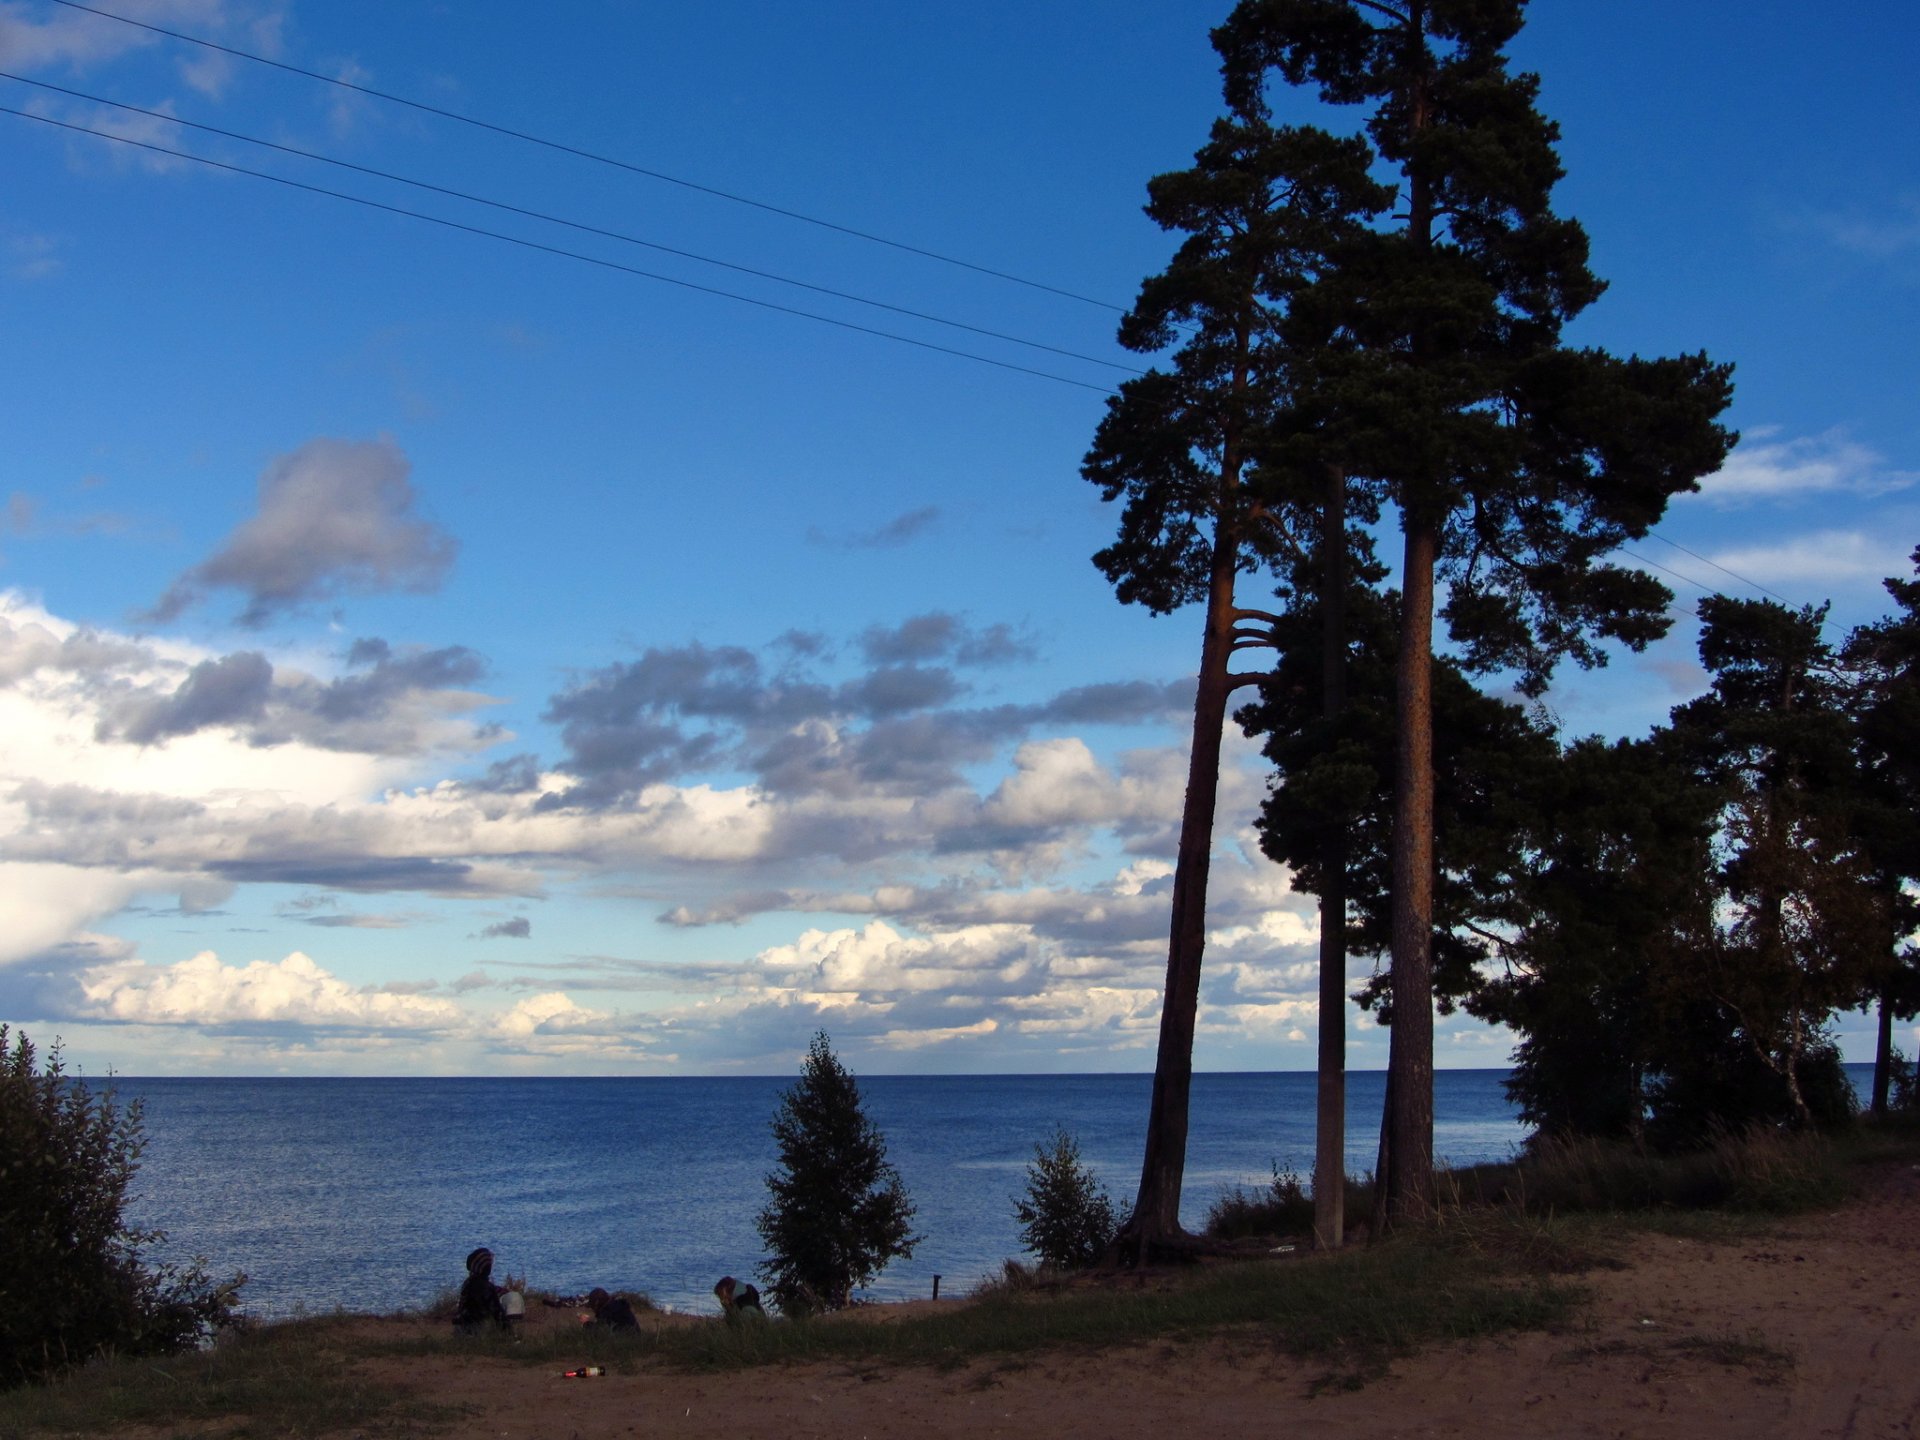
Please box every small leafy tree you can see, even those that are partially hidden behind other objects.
[1,1026,243,1388]
[756,1033,918,1313]
[1013,1129,1117,1271]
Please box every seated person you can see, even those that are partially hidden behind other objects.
[713,1275,764,1315]
[583,1286,640,1330]
[453,1246,507,1333]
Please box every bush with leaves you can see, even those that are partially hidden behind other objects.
[755,1033,918,1313]
[1012,1128,1116,1271]
[1,1026,244,1389]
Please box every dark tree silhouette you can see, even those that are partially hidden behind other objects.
[1670,599,1889,1128]
[1085,105,1387,1260]
[1214,0,1736,1221]
[1242,575,1554,1223]
[1843,548,1920,1114]
[1466,734,1720,1142]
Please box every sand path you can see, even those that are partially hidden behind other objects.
[344,1164,1920,1439]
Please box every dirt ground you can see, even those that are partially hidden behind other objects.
[342,1165,1920,1440]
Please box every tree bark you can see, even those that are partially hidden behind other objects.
[1376,0,1439,1230]
[1384,513,1438,1224]
[1114,534,1242,1260]
[1873,979,1894,1116]
[1314,464,1349,1251]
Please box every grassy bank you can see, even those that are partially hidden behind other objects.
[0,1223,1580,1436]
[0,1317,464,1440]
[5,1121,1912,1438]
[1205,1122,1864,1244]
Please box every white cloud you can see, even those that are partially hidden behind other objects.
[494,990,609,1038]
[1693,428,1915,507]
[1708,530,1912,587]
[77,949,466,1030]
[0,861,187,967]
[0,1,284,87]
[1804,195,1920,261]
[5,230,63,281]
[0,587,1337,1070]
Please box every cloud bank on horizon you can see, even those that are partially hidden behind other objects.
[2,0,1915,1074]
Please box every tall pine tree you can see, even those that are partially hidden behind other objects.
[1084,108,1388,1258]
[1214,0,1735,1220]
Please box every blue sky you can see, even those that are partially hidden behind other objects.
[1,0,1915,1076]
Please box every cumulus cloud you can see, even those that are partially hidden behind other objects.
[539,623,1181,810]
[76,950,466,1032]
[148,437,456,625]
[114,650,273,743]
[80,630,495,756]
[1693,429,1916,507]
[0,586,1303,1070]
[1707,530,1913,587]
[858,613,1035,666]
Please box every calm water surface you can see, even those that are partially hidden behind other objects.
[117,1070,1527,1317]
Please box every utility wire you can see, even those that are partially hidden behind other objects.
[1622,542,1807,617]
[1619,545,1717,598]
[2,71,1144,377]
[0,105,1121,396]
[44,0,1129,315]
[1642,529,1799,607]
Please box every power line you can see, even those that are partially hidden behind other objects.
[0,105,1122,396]
[1,71,1144,377]
[44,0,1130,315]
[1643,529,1799,607]
[1619,545,1718,598]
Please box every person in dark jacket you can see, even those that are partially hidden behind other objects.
[713,1275,764,1317]
[583,1286,640,1330]
[454,1247,507,1333]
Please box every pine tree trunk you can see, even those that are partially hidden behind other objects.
[1371,1062,1393,1235]
[1314,464,1349,1251]
[1379,1,1437,1230]
[1384,513,1438,1224]
[1873,979,1894,1116]
[1115,540,1240,1259]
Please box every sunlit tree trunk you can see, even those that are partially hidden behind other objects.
[1122,520,1242,1254]
[1314,464,1349,1250]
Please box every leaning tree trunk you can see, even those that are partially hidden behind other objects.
[1113,536,1242,1262]
[1383,512,1438,1225]
[1314,464,1349,1251]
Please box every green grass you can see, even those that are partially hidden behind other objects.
[1430,1124,1854,1219]
[8,1124,1907,1436]
[381,1223,1583,1377]
[0,1316,469,1440]
[0,1229,1584,1436]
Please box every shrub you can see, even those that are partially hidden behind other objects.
[1204,1162,1377,1242]
[1886,1047,1918,1114]
[1206,1162,1309,1240]
[1012,1128,1116,1270]
[756,1033,919,1314]
[0,1026,243,1388]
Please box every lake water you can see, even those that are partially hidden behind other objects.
[110,1069,1531,1318]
